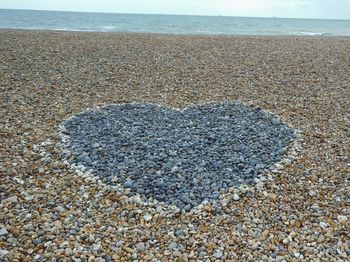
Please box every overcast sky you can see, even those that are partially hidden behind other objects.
[1,0,350,20]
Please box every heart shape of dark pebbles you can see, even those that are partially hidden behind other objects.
[60,102,295,210]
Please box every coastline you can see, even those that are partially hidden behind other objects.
[1,29,349,260]
[2,28,350,38]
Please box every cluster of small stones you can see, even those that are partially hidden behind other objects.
[1,30,350,261]
[59,102,296,210]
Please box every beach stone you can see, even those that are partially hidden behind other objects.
[55,206,65,213]
[175,255,189,262]
[168,241,178,250]
[143,213,152,222]
[213,249,223,258]
[88,234,95,243]
[0,249,9,258]
[136,242,146,252]
[319,222,329,229]
[4,196,18,203]
[172,250,182,257]
[60,102,295,209]
[232,193,240,201]
[337,215,347,223]
[0,228,8,236]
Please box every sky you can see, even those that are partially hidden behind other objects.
[1,0,350,20]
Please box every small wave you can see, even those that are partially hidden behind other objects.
[53,28,76,31]
[100,25,117,30]
[19,26,95,32]
[54,28,95,32]
[299,31,329,36]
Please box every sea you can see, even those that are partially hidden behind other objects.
[1,8,350,36]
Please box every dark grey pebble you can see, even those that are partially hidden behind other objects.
[60,102,295,210]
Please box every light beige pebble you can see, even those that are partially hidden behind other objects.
[337,215,347,223]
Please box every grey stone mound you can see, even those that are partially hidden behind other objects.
[60,102,295,210]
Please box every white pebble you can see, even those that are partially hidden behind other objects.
[319,222,329,229]
[337,215,347,223]
[0,249,9,257]
[213,249,223,258]
[0,228,8,236]
[143,213,152,222]
[256,182,264,190]
[232,194,240,201]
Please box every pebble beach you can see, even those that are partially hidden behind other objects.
[1,30,350,261]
